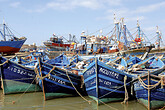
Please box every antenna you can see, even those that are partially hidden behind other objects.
[156,26,159,33]
[114,13,117,24]
[3,18,5,25]
[100,29,103,35]
[121,17,125,25]
[137,19,139,27]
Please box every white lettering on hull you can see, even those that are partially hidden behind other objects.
[89,78,112,86]
[85,67,96,76]
[48,76,66,85]
[7,66,35,77]
[99,68,119,79]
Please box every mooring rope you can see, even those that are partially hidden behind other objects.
[11,77,37,104]
[121,75,129,104]
[42,66,56,79]
[99,77,133,99]
[0,55,35,72]
[97,99,119,110]
[0,100,95,109]
[159,105,165,110]
[161,75,165,89]
[138,76,162,90]
[34,65,56,80]
[0,60,9,66]
[66,70,123,110]
[0,55,17,66]
[65,70,92,104]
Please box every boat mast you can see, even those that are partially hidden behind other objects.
[3,20,6,41]
[121,18,128,49]
[114,14,120,43]
[156,26,160,48]
[137,20,141,48]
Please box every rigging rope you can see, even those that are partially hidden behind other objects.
[89,24,114,35]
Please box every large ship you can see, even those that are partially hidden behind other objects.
[75,18,158,56]
[43,34,71,51]
[0,22,26,55]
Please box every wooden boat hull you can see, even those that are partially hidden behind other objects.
[0,39,26,54]
[45,54,70,67]
[43,41,70,51]
[134,75,165,109]
[83,59,132,104]
[108,49,119,53]
[0,56,41,94]
[37,62,82,100]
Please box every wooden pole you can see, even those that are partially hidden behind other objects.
[0,65,5,93]
[38,57,46,101]
[95,58,99,106]
[148,71,150,110]
[0,55,5,94]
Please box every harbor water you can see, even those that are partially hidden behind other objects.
[0,90,149,110]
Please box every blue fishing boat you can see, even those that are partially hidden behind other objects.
[45,53,70,67]
[82,58,133,104]
[24,51,49,62]
[10,55,28,64]
[130,56,165,109]
[161,56,165,64]
[126,56,141,68]
[0,22,26,54]
[133,72,165,109]
[0,56,41,94]
[36,58,83,100]
[128,56,165,75]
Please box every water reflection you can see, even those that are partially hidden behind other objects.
[0,90,147,110]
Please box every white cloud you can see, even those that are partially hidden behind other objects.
[103,0,122,6]
[10,2,21,8]
[27,0,122,13]
[100,1,165,24]
[101,8,146,23]
[45,0,103,10]
[77,0,101,10]
[134,1,165,13]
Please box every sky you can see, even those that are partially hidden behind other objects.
[0,0,165,46]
